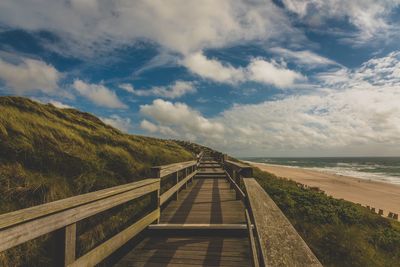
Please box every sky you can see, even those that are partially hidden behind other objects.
[1,1,400,157]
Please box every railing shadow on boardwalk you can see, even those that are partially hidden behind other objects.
[0,150,323,267]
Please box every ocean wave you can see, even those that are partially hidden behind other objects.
[244,158,400,185]
[307,167,400,185]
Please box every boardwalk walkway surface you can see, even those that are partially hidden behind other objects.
[114,157,252,266]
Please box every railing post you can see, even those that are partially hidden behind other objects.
[174,171,179,201]
[55,223,76,267]
[184,168,188,189]
[235,171,241,200]
[151,169,161,223]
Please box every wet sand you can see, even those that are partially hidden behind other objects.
[248,162,400,216]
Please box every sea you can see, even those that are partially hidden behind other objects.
[242,157,400,185]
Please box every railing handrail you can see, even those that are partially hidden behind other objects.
[151,160,197,178]
[0,178,160,260]
[0,179,158,230]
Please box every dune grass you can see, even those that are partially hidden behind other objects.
[0,97,194,266]
[253,167,400,267]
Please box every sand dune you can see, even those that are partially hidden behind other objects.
[249,162,400,217]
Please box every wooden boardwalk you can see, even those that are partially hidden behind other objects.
[0,151,322,267]
[115,159,252,266]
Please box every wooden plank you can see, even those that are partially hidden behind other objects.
[69,209,159,267]
[133,249,249,260]
[243,178,322,267]
[160,171,197,205]
[127,254,250,263]
[0,181,159,252]
[0,179,158,230]
[245,209,259,267]
[115,236,251,267]
[148,224,247,230]
[124,261,249,267]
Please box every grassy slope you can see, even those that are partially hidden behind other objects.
[0,97,194,266]
[253,167,400,267]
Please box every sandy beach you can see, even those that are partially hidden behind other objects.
[248,162,400,217]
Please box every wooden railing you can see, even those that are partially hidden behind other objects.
[223,158,322,267]
[0,156,200,267]
[151,160,198,205]
[0,179,160,267]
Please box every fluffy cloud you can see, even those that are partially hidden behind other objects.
[100,115,132,132]
[247,59,305,88]
[282,0,400,43]
[140,119,177,136]
[140,99,224,140]
[183,52,305,88]
[48,100,73,109]
[269,47,338,68]
[0,0,295,57]
[31,97,73,109]
[182,52,245,83]
[119,81,196,99]
[73,80,127,108]
[0,57,60,94]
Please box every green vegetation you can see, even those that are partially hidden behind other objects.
[253,167,400,267]
[0,96,194,266]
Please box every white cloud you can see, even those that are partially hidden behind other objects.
[73,80,127,109]
[140,119,177,136]
[30,97,73,109]
[247,59,306,88]
[182,52,245,83]
[0,0,296,57]
[316,51,400,88]
[119,84,135,94]
[48,100,73,109]
[101,115,132,132]
[0,57,60,94]
[140,119,158,133]
[183,52,305,88]
[282,0,400,43]
[140,99,224,141]
[119,81,196,99]
[269,47,338,67]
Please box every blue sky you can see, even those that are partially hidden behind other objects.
[1,0,400,156]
